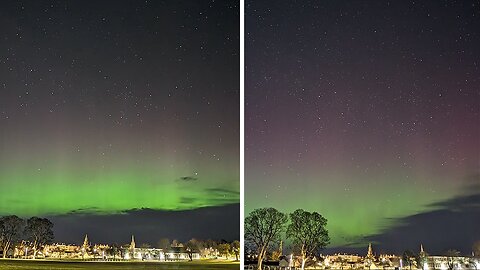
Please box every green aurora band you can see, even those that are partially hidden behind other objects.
[245,164,470,247]
[0,148,239,216]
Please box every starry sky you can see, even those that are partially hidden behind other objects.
[246,0,479,253]
[0,0,239,242]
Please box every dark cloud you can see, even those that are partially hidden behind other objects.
[428,193,480,211]
[47,204,239,245]
[178,176,199,182]
[205,188,240,195]
[66,207,102,215]
[326,188,480,255]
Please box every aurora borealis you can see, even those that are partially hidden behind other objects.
[1,0,479,253]
[246,0,479,252]
[0,0,239,241]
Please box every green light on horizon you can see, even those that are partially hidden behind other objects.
[0,163,239,217]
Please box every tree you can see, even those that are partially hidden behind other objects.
[218,243,231,259]
[402,250,416,270]
[172,239,181,247]
[286,209,330,270]
[24,217,54,259]
[473,241,480,257]
[417,248,429,270]
[231,240,240,261]
[204,239,218,249]
[245,208,288,270]
[110,243,119,260]
[158,238,170,250]
[270,241,282,261]
[201,239,218,258]
[185,238,201,261]
[0,215,24,258]
[157,238,170,260]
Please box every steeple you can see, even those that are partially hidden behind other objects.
[367,243,373,258]
[130,235,136,250]
[82,234,89,249]
[420,244,424,254]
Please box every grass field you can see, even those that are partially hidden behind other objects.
[0,259,240,270]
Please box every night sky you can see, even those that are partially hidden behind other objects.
[246,1,479,254]
[0,0,239,243]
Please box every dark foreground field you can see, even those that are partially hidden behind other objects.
[0,259,239,270]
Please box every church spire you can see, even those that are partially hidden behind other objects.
[82,234,89,249]
[420,244,424,254]
[367,243,373,258]
[130,235,136,250]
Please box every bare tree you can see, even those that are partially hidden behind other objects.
[231,240,240,261]
[172,239,181,247]
[185,238,201,261]
[24,217,54,259]
[218,243,231,259]
[201,239,218,258]
[403,250,416,270]
[245,208,287,270]
[286,209,330,270]
[0,215,24,258]
[157,238,170,250]
[110,243,119,260]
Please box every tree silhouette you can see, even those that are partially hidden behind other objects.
[185,238,201,261]
[403,250,416,270]
[231,240,240,261]
[286,209,330,270]
[245,208,288,270]
[0,215,24,258]
[24,217,54,259]
[218,243,231,259]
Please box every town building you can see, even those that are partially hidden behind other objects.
[39,234,200,261]
[257,243,480,270]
